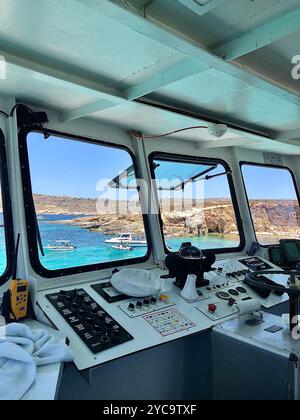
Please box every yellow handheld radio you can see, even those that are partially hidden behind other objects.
[9,234,29,321]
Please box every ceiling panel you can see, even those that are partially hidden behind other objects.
[236,31,300,95]
[146,67,300,133]
[137,0,300,47]
[0,0,185,87]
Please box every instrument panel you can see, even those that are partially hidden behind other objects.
[46,288,133,354]
[37,256,287,371]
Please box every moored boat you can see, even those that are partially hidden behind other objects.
[47,240,76,251]
[105,233,147,248]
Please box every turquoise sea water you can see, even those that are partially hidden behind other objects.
[37,215,239,271]
[0,214,239,273]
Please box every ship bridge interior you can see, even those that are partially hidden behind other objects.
[1,0,300,402]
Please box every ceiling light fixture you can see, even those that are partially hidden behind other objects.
[178,0,226,16]
[193,0,213,5]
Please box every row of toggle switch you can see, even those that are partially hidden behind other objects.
[128,297,158,312]
[225,269,251,278]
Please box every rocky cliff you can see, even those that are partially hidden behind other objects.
[32,194,300,239]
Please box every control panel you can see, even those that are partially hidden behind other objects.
[36,255,287,371]
[195,256,286,320]
[46,289,133,354]
[239,257,273,272]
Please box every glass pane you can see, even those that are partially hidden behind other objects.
[153,158,240,252]
[153,160,216,190]
[0,188,7,276]
[27,132,148,271]
[242,165,300,245]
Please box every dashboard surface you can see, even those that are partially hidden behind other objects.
[37,256,288,371]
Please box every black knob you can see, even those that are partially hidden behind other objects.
[128,303,135,311]
[101,334,110,345]
[72,302,80,310]
[150,297,157,305]
[136,301,143,309]
[113,327,121,336]
[143,299,150,307]
[62,293,73,302]
[93,324,103,334]
[78,308,87,316]
[90,307,98,315]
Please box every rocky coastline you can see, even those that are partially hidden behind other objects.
[33,194,300,240]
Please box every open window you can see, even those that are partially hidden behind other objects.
[149,153,244,253]
[241,163,300,246]
[0,129,14,285]
[19,130,150,278]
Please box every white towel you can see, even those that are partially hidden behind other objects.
[0,323,73,400]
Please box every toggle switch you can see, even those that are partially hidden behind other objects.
[150,297,157,305]
[128,303,135,312]
[136,301,143,309]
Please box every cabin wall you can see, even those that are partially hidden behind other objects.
[59,330,212,400]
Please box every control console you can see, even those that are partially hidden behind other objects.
[194,256,286,320]
[46,289,133,354]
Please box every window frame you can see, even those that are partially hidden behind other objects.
[240,161,300,248]
[149,151,245,255]
[19,128,151,278]
[0,129,15,285]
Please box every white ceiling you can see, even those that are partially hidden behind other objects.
[0,0,300,154]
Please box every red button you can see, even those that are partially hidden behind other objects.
[208,304,217,314]
[228,298,236,307]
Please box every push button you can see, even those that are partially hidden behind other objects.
[208,304,217,314]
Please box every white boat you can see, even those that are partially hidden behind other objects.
[47,240,76,251]
[105,233,147,248]
[111,243,133,251]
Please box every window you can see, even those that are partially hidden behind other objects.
[21,131,149,277]
[150,153,243,253]
[0,129,14,284]
[241,163,300,246]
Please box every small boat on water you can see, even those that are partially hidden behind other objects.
[47,240,77,251]
[105,233,147,248]
[111,243,133,251]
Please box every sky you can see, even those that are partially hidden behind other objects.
[28,132,132,199]
[27,132,298,201]
[242,165,298,200]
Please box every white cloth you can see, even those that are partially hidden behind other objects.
[111,269,161,297]
[0,323,73,400]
